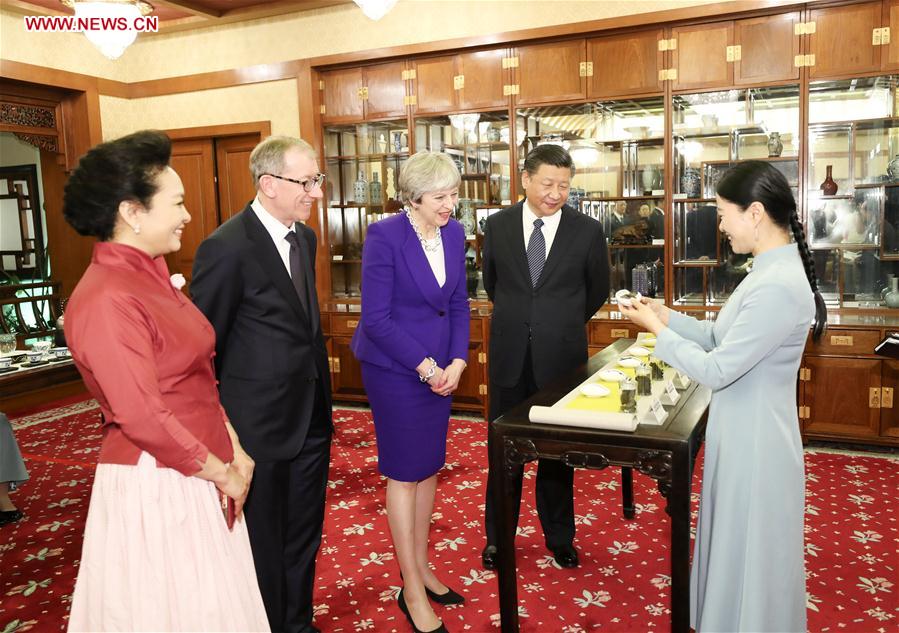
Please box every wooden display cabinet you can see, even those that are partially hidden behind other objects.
[321,61,408,124]
[412,49,509,114]
[311,0,899,440]
[671,84,800,306]
[586,29,665,99]
[806,74,899,307]
[799,319,899,446]
[671,12,800,91]
[324,306,490,418]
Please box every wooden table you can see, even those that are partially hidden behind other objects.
[489,340,710,632]
[0,358,85,414]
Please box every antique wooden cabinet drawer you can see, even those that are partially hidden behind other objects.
[331,314,361,336]
[590,321,640,346]
[469,317,484,342]
[805,328,881,356]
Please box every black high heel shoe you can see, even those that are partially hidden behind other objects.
[397,589,449,633]
[425,586,465,606]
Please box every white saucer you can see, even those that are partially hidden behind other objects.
[598,369,626,382]
[629,346,651,357]
[639,336,657,347]
[579,383,610,398]
[617,357,642,368]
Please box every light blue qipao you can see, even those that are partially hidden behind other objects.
[654,243,814,632]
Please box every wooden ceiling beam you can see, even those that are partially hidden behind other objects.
[152,0,222,19]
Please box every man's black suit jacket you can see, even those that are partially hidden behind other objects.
[483,202,610,390]
[191,203,332,462]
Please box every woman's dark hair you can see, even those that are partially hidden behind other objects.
[523,144,575,176]
[63,130,172,241]
[716,160,827,341]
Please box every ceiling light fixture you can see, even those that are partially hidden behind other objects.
[60,0,155,60]
[352,0,397,21]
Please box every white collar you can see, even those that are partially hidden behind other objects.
[251,196,295,242]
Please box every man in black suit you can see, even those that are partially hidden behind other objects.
[191,136,331,633]
[481,145,610,570]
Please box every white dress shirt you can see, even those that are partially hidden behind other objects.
[252,197,296,277]
[422,242,447,288]
[522,199,562,256]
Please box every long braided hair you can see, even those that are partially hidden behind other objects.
[716,160,827,341]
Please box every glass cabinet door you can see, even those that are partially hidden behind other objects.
[324,120,409,297]
[672,85,800,306]
[808,75,899,307]
[515,98,666,300]
[414,111,510,299]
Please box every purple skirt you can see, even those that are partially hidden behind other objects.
[361,362,451,482]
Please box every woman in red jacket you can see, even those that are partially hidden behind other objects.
[63,130,269,631]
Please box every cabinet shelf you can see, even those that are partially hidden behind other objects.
[444,142,510,152]
[325,152,410,161]
[609,243,665,249]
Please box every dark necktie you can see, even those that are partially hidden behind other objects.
[284,231,309,316]
[527,218,546,287]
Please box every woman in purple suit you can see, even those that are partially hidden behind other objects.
[351,152,469,633]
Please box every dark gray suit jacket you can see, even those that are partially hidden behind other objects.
[483,202,610,389]
[190,204,332,462]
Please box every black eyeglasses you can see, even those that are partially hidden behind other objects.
[264,172,326,192]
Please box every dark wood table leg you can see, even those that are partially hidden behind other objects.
[490,424,520,633]
[667,448,693,633]
[620,466,635,519]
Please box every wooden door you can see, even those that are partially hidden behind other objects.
[322,67,364,124]
[458,48,508,111]
[413,55,458,115]
[808,2,882,79]
[880,359,899,439]
[671,22,733,90]
[214,134,258,222]
[515,40,586,106]
[882,0,899,71]
[803,356,881,440]
[330,336,367,398]
[587,29,664,99]
[733,12,801,84]
[364,61,407,120]
[168,138,217,285]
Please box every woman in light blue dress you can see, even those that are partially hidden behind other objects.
[621,161,826,632]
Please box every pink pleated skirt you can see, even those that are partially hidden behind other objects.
[68,452,270,632]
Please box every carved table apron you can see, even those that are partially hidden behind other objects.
[489,339,709,632]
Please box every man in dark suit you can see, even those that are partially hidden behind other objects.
[481,145,610,570]
[191,136,331,633]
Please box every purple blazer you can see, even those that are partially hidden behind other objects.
[351,213,470,374]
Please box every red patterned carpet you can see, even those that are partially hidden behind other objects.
[1,398,897,632]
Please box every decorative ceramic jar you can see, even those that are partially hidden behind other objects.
[353,170,368,203]
[767,132,783,157]
[886,276,899,308]
[888,154,899,181]
[368,172,381,204]
[681,167,701,198]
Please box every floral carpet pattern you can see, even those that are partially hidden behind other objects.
[1,399,897,632]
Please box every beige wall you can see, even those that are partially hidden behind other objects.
[99,80,300,140]
[3,0,722,140]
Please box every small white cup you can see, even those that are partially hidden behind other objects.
[26,351,44,363]
[0,357,12,369]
